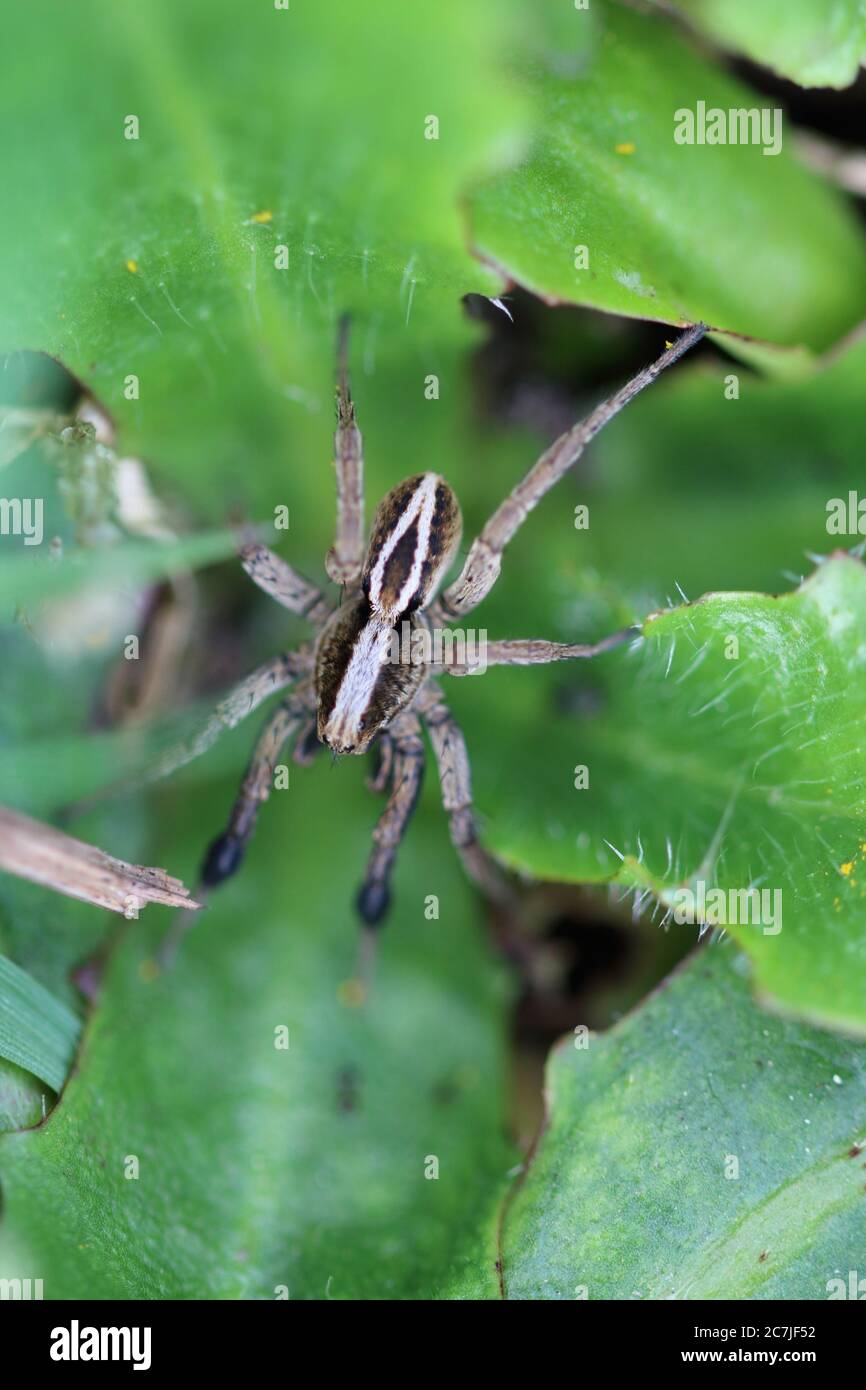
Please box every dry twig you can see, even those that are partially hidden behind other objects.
[0,806,200,918]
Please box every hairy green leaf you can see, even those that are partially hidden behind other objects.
[467,555,866,1037]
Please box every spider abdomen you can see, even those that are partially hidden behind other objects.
[315,596,429,755]
[362,472,461,623]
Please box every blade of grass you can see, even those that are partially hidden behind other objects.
[0,955,82,1093]
[0,530,236,611]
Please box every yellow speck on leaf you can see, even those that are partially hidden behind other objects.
[841,861,855,877]
[338,978,366,1008]
[126,258,138,274]
[139,958,160,983]
[251,209,273,224]
[665,340,673,349]
[615,142,636,155]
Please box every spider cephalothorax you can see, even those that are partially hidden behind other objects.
[167,316,706,932]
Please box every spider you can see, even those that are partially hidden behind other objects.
[159,316,706,936]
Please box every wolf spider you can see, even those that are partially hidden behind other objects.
[160,317,705,937]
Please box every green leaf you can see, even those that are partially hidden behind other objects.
[502,945,866,1299]
[461,555,866,1038]
[0,767,514,1298]
[468,0,866,355]
[662,0,866,89]
[0,955,81,1094]
[0,0,528,522]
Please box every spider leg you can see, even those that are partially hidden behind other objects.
[438,323,706,621]
[417,682,515,908]
[149,651,310,781]
[366,730,395,794]
[239,541,332,626]
[292,715,325,767]
[159,684,313,966]
[355,713,425,927]
[325,314,365,588]
[198,681,314,891]
[437,626,638,676]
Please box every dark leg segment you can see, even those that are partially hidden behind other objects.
[366,731,395,795]
[355,716,424,926]
[201,694,306,888]
[292,716,324,768]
